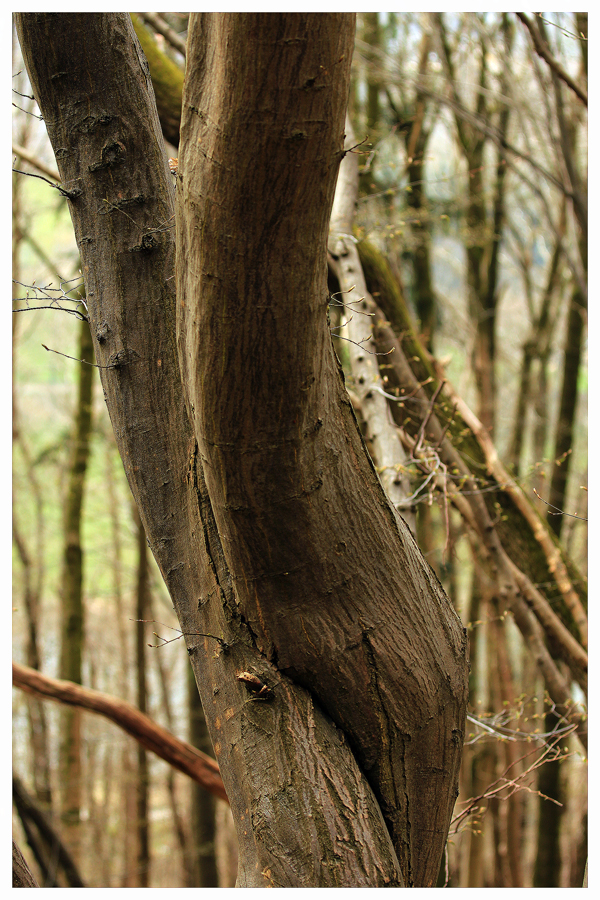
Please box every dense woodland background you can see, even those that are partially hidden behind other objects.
[12,12,587,887]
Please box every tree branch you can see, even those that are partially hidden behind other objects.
[516,13,587,107]
[12,142,60,182]
[12,662,228,804]
[138,12,187,58]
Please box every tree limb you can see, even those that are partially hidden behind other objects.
[12,662,228,803]
[138,12,187,58]
[516,13,587,107]
[12,142,60,182]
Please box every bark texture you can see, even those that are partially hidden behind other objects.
[16,12,468,886]
[12,840,39,888]
[177,13,468,886]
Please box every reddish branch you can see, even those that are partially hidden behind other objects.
[13,662,228,804]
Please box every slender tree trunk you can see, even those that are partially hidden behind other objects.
[134,509,150,886]
[13,149,53,810]
[104,441,137,884]
[151,616,189,878]
[401,29,437,352]
[533,712,565,886]
[547,287,586,536]
[187,668,219,886]
[58,316,94,861]
[362,13,381,134]
[358,12,382,195]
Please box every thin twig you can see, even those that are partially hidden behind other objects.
[516,12,587,106]
[132,619,229,650]
[41,344,117,369]
[13,142,60,182]
[533,488,588,522]
[12,167,78,199]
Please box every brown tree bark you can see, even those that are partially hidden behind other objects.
[13,840,39,888]
[177,14,468,886]
[16,12,469,887]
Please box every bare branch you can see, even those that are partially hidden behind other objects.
[138,12,187,58]
[12,165,79,199]
[516,13,587,107]
[13,661,228,803]
[12,142,60,182]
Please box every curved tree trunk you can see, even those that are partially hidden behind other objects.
[16,12,469,887]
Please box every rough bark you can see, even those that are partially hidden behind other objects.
[13,840,39,888]
[16,12,468,887]
[177,14,468,886]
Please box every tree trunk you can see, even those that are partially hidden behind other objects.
[13,840,39,888]
[134,510,150,886]
[16,12,469,887]
[58,315,94,861]
[533,710,565,886]
[188,668,219,886]
[547,287,586,537]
